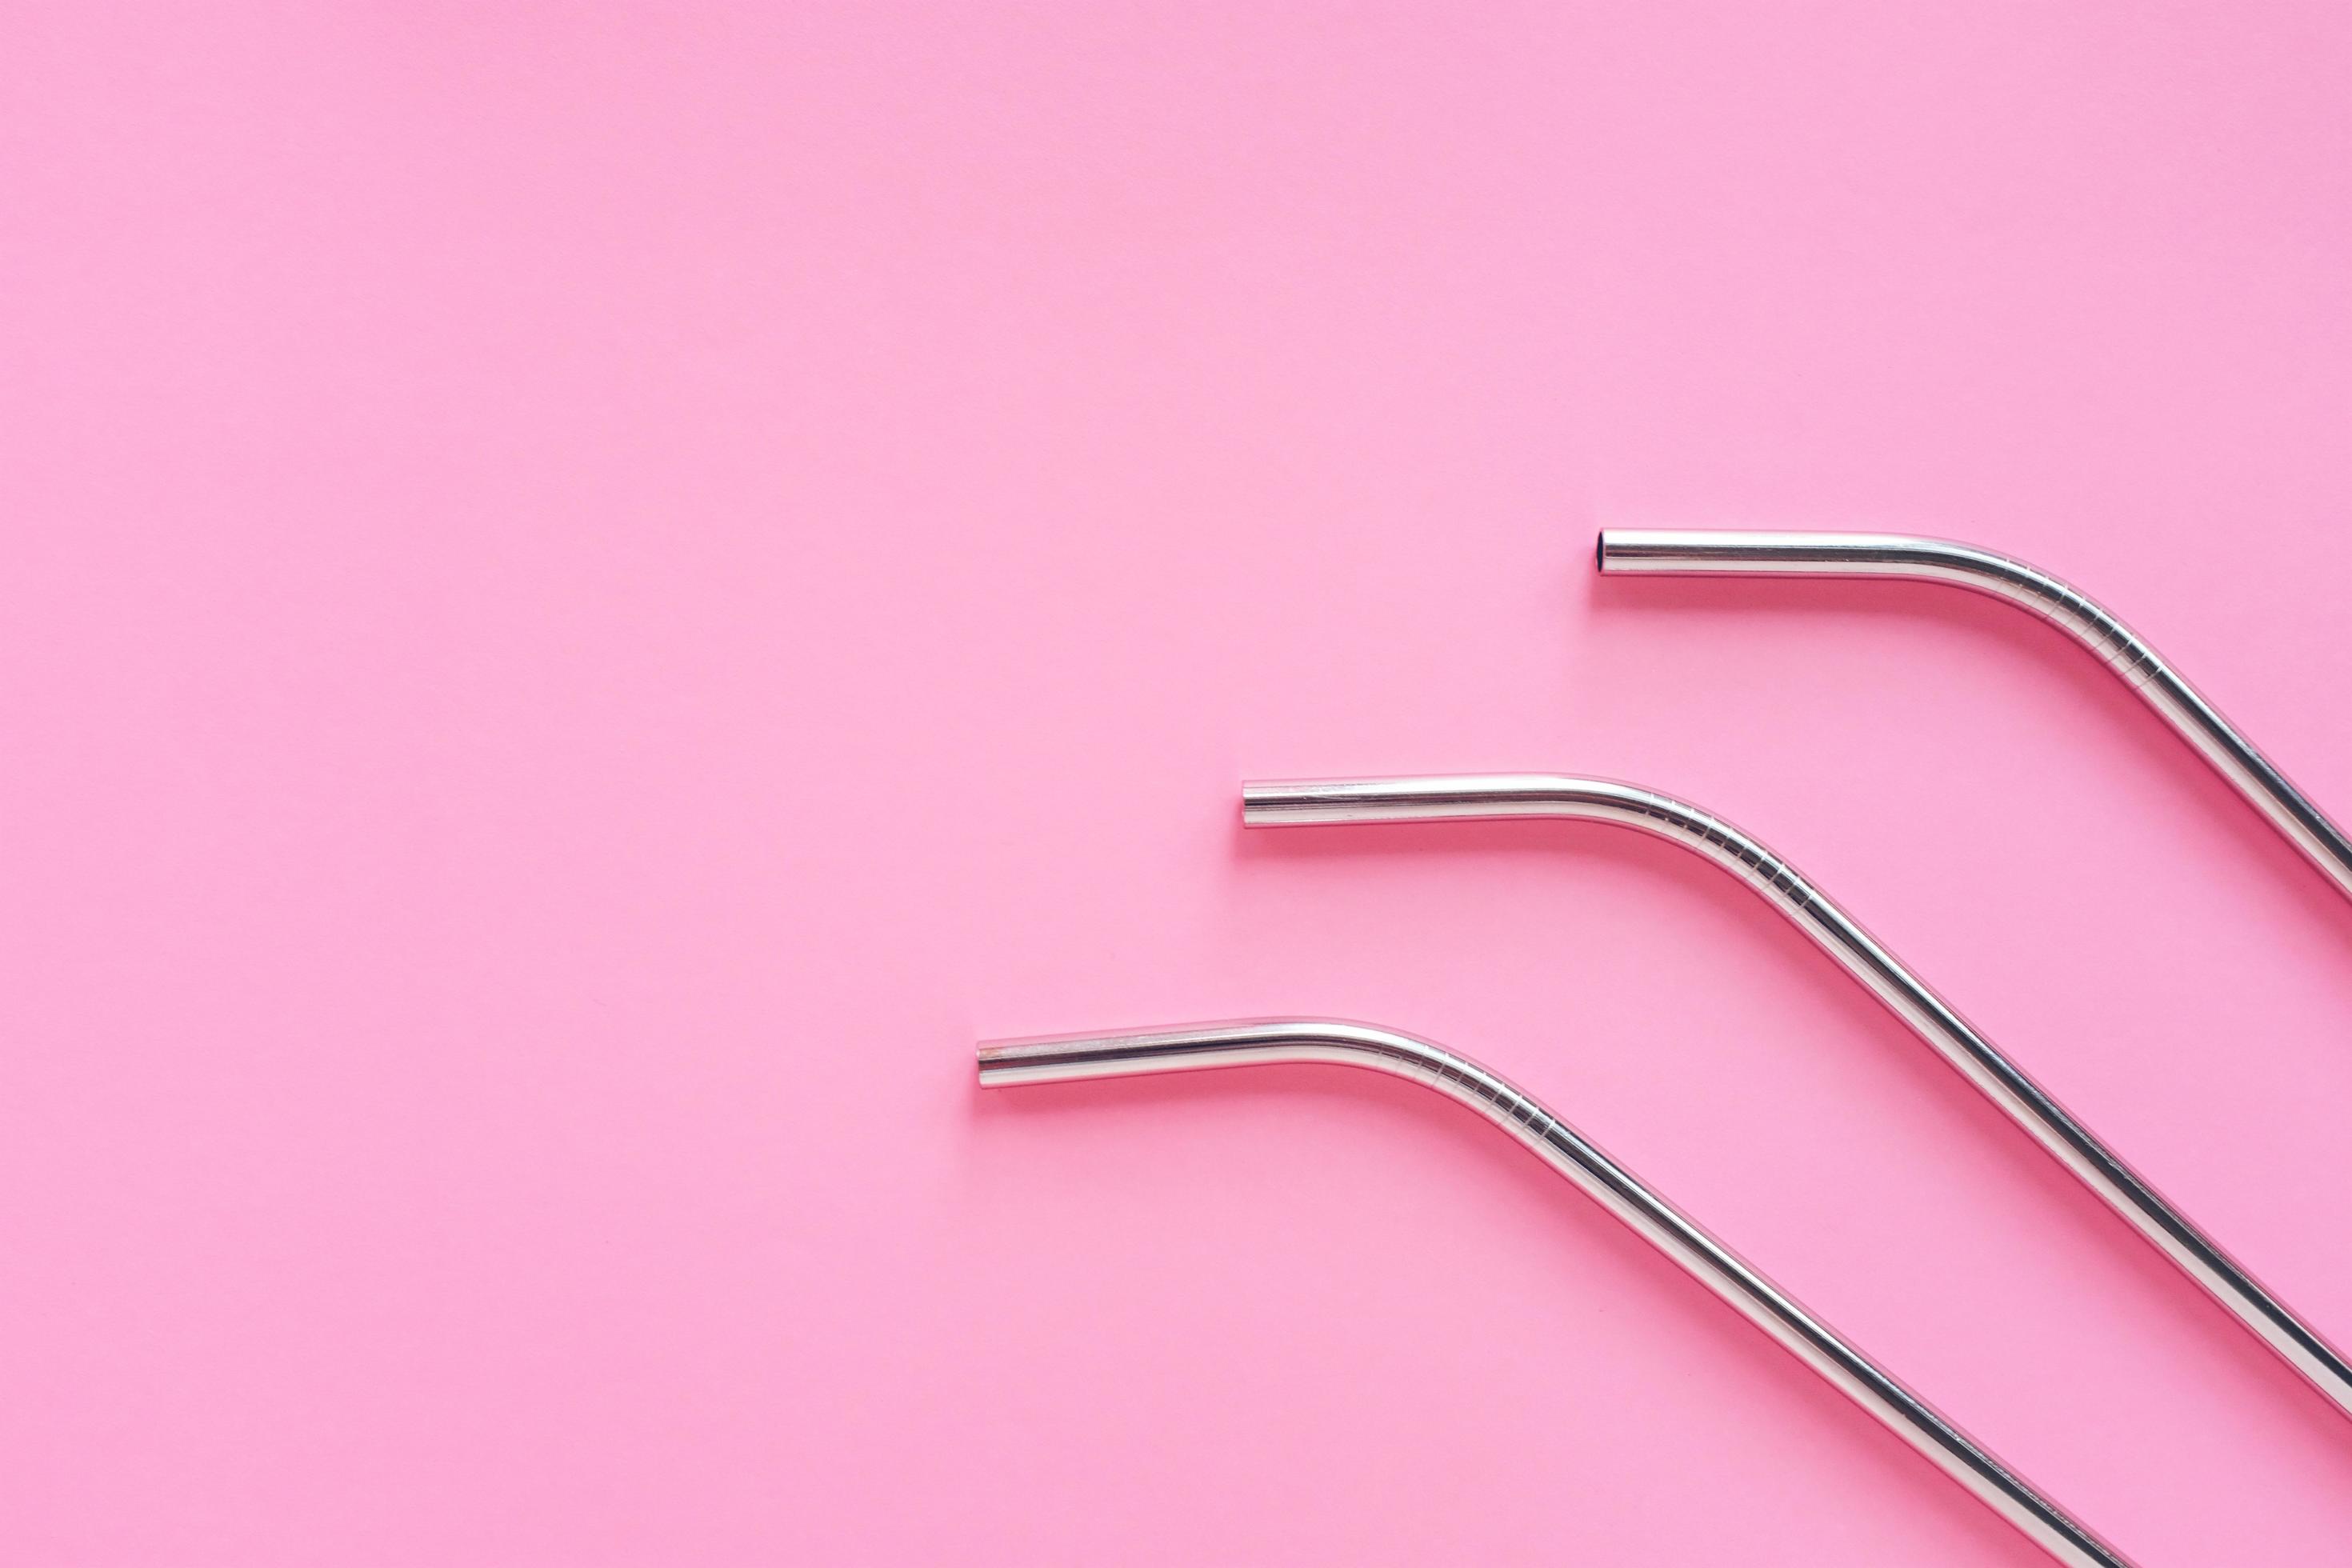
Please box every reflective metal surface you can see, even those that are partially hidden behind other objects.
[1243,774,2352,1422]
[980,1018,2137,1568]
[1597,529,2352,905]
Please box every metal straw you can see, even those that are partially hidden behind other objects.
[1597,530,2352,906]
[981,1018,2137,1568]
[1242,774,2352,1422]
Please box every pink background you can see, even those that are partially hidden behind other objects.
[6,5,2351,1563]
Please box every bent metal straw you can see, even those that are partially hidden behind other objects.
[980,1018,2138,1568]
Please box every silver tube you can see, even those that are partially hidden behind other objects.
[980,1018,2136,1568]
[1596,530,2352,905]
[1242,775,2352,1422]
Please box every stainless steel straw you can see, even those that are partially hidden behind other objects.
[1596,530,2352,905]
[1242,775,2352,1422]
[981,1018,2137,1568]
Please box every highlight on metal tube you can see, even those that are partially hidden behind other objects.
[1241,775,2352,1423]
[979,1018,2136,1568]
[1595,530,2352,906]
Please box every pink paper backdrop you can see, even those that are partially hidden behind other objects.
[7,5,2351,1563]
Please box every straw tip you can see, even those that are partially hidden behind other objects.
[975,1034,1050,1087]
[1240,778,1339,825]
